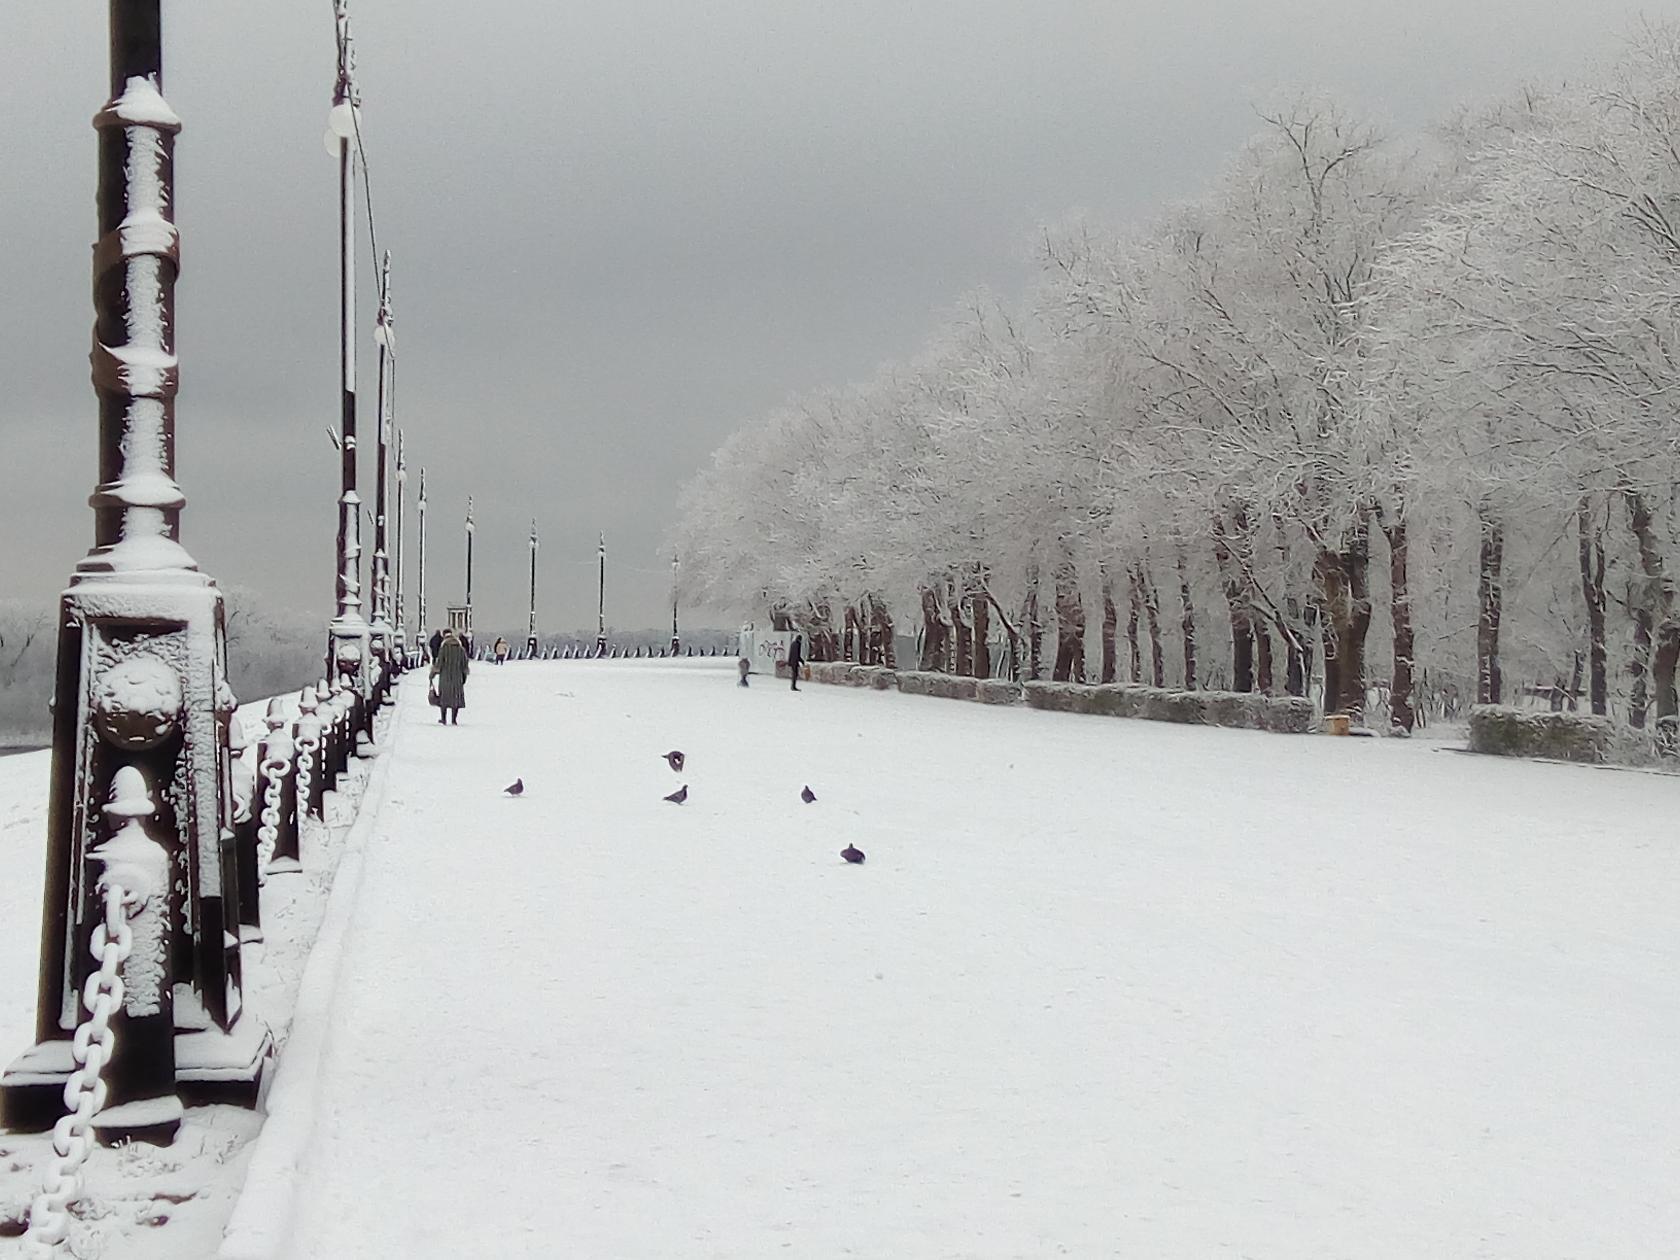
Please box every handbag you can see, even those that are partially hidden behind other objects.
[427,679,439,706]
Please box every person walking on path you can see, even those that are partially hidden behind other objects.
[494,636,511,665]
[430,628,470,725]
[786,632,805,692]
[428,628,443,662]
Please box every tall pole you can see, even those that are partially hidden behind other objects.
[370,250,393,655]
[393,427,406,659]
[527,519,539,657]
[2,0,267,1138]
[596,532,607,655]
[326,0,370,693]
[416,467,428,649]
[464,495,475,644]
[671,551,680,655]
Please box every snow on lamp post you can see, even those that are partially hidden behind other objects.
[416,467,428,650]
[0,0,270,1138]
[464,496,475,645]
[526,519,539,658]
[393,427,407,664]
[596,532,608,656]
[326,0,371,703]
[369,250,395,686]
[670,552,680,656]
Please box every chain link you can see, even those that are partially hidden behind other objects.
[295,726,319,820]
[23,882,136,1254]
[255,750,290,883]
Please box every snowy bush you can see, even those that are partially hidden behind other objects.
[896,671,980,701]
[1468,706,1615,764]
[1025,681,1313,734]
[975,679,1024,705]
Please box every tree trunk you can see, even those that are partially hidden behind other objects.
[872,598,897,669]
[1254,624,1274,695]
[1576,498,1608,717]
[1177,549,1198,689]
[1138,564,1166,687]
[1051,552,1085,682]
[1624,486,1677,726]
[1475,508,1504,706]
[1125,571,1143,683]
[1213,518,1254,693]
[919,587,945,672]
[1316,521,1372,719]
[951,576,972,678]
[1282,598,1307,698]
[972,589,992,679]
[842,604,859,662]
[1100,566,1118,684]
[1631,606,1653,729]
[1382,514,1416,733]
[1023,561,1043,681]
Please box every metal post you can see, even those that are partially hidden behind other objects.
[326,0,370,697]
[526,519,539,657]
[0,0,268,1137]
[671,551,680,655]
[596,532,608,655]
[416,467,428,651]
[370,250,393,674]
[393,427,406,662]
[464,496,475,645]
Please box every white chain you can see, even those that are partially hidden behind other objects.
[23,882,135,1255]
[294,728,318,819]
[255,751,289,883]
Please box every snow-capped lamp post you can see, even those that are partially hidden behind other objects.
[596,533,609,656]
[393,427,407,666]
[526,519,540,659]
[670,552,681,656]
[0,0,270,1142]
[325,0,373,715]
[464,495,476,645]
[369,250,396,693]
[416,467,428,654]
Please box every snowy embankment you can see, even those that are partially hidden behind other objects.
[0,695,393,1258]
[220,659,1676,1259]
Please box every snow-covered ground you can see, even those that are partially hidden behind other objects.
[0,698,380,1258]
[204,659,1677,1259]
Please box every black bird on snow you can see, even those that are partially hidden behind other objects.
[663,750,685,772]
[840,844,865,864]
[663,785,689,805]
[800,786,817,804]
[503,779,524,797]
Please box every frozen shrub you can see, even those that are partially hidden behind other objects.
[1468,706,1614,764]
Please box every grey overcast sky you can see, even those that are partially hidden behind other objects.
[3,2,1678,636]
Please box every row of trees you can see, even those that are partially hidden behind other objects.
[673,25,1680,732]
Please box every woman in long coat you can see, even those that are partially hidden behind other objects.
[430,629,470,724]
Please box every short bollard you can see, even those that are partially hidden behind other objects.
[227,716,262,943]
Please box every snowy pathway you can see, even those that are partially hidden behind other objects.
[278,661,1678,1259]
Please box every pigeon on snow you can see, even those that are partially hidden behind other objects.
[800,786,817,804]
[663,785,689,805]
[503,779,524,797]
[840,844,865,864]
[663,750,685,772]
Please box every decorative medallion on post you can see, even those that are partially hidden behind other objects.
[0,0,270,1136]
[326,0,372,705]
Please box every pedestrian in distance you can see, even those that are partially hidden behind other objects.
[494,636,511,665]
[786,632,805,691]
[427,627,443,662]
[430,628,470,725]
[737,657,751,688]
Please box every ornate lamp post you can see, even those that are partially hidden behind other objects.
[415,467,428,651]
[393,427,407,663]
[596,532,608,656]
[368,250,395,683]
[526,519,539,658]
[464,495,475,646]
[1,0,268,1139]
[670,551,681,655]
[325,0,371,700]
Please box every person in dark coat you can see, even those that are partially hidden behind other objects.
[428,628,444,662]
[430,629,470,724]
[786,632,805,691]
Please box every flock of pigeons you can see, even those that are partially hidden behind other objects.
[501,751,866,864]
